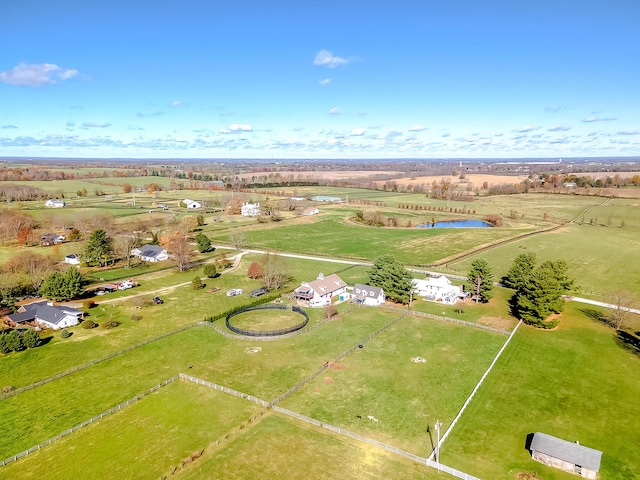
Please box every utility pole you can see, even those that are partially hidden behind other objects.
[435,420,442,472]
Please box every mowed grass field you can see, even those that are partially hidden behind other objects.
[443,303,640,480]
[0,381,264,480]
[280,316,507,457]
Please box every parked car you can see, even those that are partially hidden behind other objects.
[152,296,164,304]
[226,288,244,297]
[249,287,269,298]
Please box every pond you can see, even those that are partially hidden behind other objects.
[415,220,493,229]
[310,195,342,202]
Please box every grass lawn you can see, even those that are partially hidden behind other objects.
[0,381,263,480]
[173,414,438,480]
[281,314,507,457]
[450,223,640,299]
[442,302,640,480]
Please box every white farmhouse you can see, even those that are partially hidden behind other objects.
[294,273,347,307]
[64,254,81,265]
[45,199,65,208]
[182,199,202,209]
[412,276,466,305]
[241,202,261,217]
[352,284,385,306]
[5,301,84,330]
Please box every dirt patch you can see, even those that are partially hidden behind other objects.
[245,347,262,354]
[374,173,529,188]
[324,376,333,384]
[329,362,347,370]
[478,316,516,330]
[515,473,541,480]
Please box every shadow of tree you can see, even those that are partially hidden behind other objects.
[579,308,610,325]
[616,330,640,356]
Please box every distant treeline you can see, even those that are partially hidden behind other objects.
[0,184,49,201]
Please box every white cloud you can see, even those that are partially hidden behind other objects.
[548,125,572,132]
[171,100,184,108]
[0,63,79,87]
[516,125,539,133]
[329,107,341,115]
[1,124,18,129]
[319,78,331,86]
[314,50,350,68]
[82,122,111,128]
[227,124,253,133]
[137,111,164,118]
[617,130,640,136]
[582,115,616,122]
[409,125,427,132]
[350,128,365,136]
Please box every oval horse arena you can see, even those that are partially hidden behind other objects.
[226,304,309,337]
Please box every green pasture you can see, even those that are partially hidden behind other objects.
[443,302,640,480]
[0,255,357,389]
[450,223,640,299]
[281,315,506,457]
[0,381,263,480]
[0,308,396,458]
[174,414,436,480]
[207,212,531,265]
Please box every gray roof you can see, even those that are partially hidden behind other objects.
[353,283,384,298]
[531,432,602,471]
[136,244,166,258]
[7,301,82,326]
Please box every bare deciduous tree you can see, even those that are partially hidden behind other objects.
[261,253,288,290]
[228,231,246,250]
[610,291,635,330]
[160,231,194,272]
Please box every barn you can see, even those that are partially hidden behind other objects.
[530,432,602,479]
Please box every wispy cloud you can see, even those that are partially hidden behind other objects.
[0,63,79,87]
[171,100,184,108]
[1,124,18,129]
[220,124,253,134]
[314,50,351,68]
[548,125,572,132]
[617,130,639,135]
[350,128,365,136]
[515,125,539,133]
[409,125,427,132]
[66,121,75,127]
[329,107,341,115]
[582,115,616,122]
[545,105,565,113]
[318,78,331,86]
[136,111,164,118]
[82,122,111,128]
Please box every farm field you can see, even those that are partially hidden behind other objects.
[1,179,639,479]
[442,302,640,480]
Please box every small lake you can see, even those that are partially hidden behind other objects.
[415,220,493,229]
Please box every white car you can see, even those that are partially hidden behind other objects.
[226,288,244,297]
[118,281,133,290]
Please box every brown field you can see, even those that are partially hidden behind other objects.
[375,173,529,188]
[237,170,402,180]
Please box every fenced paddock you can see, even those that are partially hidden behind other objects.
[225,304,309,337]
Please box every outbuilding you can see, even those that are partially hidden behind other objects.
[352,284,385,306]
[530,432,602,479]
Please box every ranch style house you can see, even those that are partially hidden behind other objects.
[130,244,169,263]
[4,301,84,330]
[294,273,347,307]
[530,432,602,479]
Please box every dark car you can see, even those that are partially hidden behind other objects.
[249,287,269,298]
[152,296,164,304]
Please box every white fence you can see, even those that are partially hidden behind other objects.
[178,373,270,408]
[0,376,178,467]
[272,405,481,480]
[384,306,510,335]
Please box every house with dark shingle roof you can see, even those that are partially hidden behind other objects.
[5,301,84,330]
[530,432,602,479]
[130,244,168,263]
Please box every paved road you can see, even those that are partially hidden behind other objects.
[564,295,640,314]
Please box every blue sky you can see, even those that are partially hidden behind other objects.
[1,0,639,159]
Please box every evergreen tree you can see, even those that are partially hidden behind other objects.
[22,329,40,348]
[5,330,23,352]
[516,260,573,326]
[466,259,494,303]
[368,255,412,304]
[82,229,113,266]
[195,233,212,253]
[203,264,217,278]
[0,334,10,354]
[39,267,84,301]
[192,276,204,290]
[503,252,537,290]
